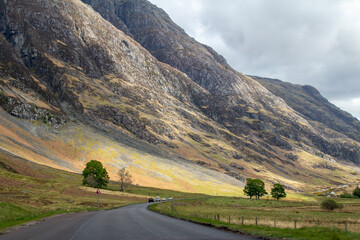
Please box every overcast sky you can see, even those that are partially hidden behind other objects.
[150,0,360,119]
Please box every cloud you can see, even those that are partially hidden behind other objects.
[150,0,360,119]
[333,97,360,120]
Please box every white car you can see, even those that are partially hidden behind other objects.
[155,196,161,202]
[162,197,166,201]
[168,197,173,201]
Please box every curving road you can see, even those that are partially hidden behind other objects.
[0,203,256,240]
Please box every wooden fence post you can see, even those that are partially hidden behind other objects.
[317,220,320,226]
[217,214,220,221]
[345,221,348,231]
[228,216,231,223]
[294,219,297,229]
[242,216,244,225]
[255,216,258,226]
[274,219,276,228]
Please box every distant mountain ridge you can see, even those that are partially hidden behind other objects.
[251,76,360,142]
[0,0,359,193]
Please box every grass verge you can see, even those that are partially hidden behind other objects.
[0,203,97,233]
[149,197,360,240]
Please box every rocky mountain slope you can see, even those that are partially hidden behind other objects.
[0,0,359,193]
[252,76,360,142]
[82,0,360,164]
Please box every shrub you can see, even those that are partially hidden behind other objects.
[0,91,11,111]
[353,186,360,198]
[321,199,343,211]
[340,193,357,198]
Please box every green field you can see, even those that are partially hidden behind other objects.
[0,151,204,233]
[3,149,360,240]
[150,196,360,240]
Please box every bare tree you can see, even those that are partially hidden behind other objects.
[117,167,132,192]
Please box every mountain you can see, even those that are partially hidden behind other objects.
[251,76,360,142]
[0,0,359,193]
[81,0,360,163]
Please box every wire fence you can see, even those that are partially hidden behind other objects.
[190,214,360,233]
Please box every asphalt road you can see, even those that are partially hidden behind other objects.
[0,203,257,240]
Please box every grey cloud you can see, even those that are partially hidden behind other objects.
[150,0,360,117]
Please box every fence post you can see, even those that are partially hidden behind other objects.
[345,221,348,231]
[255,216,258,226]
[242,216,244,225]
[228,216,231,223]
[317,220,320,226]
[217,214,220,221]
[294,219,297,229]
[274,219,276,228]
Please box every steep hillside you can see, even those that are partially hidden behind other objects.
[252,76,360,142]
[0,0,359,193]
[0,0,243,194]
[82,0,360,165]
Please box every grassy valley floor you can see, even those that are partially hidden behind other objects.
[2,147,360,239]
[0,150,205,233]
[149,196,360,240]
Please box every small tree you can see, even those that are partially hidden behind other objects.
[82,160,109,188]
[118,167,132,192]
[243,178,257,199]
[353,186,360,198]
[254,179,267,200]
[244,178,267,200]
[321,199,342,211]
[271,183,287,201]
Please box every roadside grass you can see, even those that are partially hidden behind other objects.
[149,196,360,240]
[160,196,360,222]
[0,203,94,232]
[0,151,207,233]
